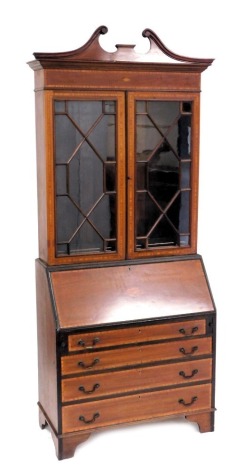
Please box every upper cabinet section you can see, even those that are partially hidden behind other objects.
[29,27,213,266]
[54,92,126,263]
[127,92,199,260]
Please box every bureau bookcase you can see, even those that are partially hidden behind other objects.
[29,26,216,459]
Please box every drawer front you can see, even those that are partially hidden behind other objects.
[62,358,212,402]
[61,337,212,376]
[62,383,212,433]
[68,319,206,352]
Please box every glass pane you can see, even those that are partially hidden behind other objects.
[55,115,83,164]
[57,243,68,254]
[105,240,116,252]
[137,163,147,190]
[136,238,147,249]
[148,148,179,210]
[181,102,192,113]
[166,195,181,230]
[69,221,103,253]
[179,191,190,233]
[136,192,161,237]
[136,101,146,113]
[180,162,191,189]
[135,100,192,252]
[55,99,117,256]
[89,194,116,239]
[89,115,115,161]
[177,115,191,158]
[180,235,190,246]
[56,165,67,194]
[148,217,177,247]
[147,101,180,129]
[136,115,163,160]
[67,101,102,134]
[105,162,116,191]
[68,142,103,214]
[55,100,65,113]
[104,101,115,113]
[166,192,190,233]
[56,196,84,244]
[164,126,178,156]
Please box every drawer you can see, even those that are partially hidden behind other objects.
[68,318,206,352]
[61,336,212,376]
[62,383,212,433]
[61,358,212,402]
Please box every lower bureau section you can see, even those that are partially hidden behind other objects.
[62,383,212,433]
[36,259,216,459]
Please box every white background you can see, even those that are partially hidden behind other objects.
[1,1,243,468]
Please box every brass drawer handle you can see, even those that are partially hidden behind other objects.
[179,369,198,379]
[178,396,198,407]
[179,346,198,356]
[77,337,100,349]
[179,326,199,336]
[79,413,100,424]
[78,358,100,369]
[79,383,100,394]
